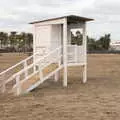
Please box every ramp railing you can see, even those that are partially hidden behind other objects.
[0,46,62,95]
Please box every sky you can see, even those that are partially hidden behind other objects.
[0,0,120,42]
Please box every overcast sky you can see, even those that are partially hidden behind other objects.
[0,0,120,41]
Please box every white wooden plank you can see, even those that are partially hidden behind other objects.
[34,18,65,26]
[63,18,68,87]
[83,65,87,83]
[2,81,5,93]
[24,61,28,78]
[82,22,87,83]
[68,63,86,66]
[16,75,21,96]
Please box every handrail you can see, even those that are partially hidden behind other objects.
[5,46,62,83]
[13,55,63,89]
[0,46,62,76]
[0,45,84,94]
[36,46,62,61]
[0,52,40,76]
[0,45,82,77]
[0,46,62,90]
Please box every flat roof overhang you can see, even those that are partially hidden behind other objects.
[30,15,94,24]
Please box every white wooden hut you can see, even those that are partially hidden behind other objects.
[30,15,93,86]
[0,15,93,95]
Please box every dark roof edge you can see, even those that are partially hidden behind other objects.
[29,15,94,24]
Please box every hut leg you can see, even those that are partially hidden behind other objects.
[54,71,60,82]
[63,18,68,87]
[83,64,87,83]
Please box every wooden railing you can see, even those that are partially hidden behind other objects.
[0,45,85,95]
[67,45,85,65]
[0,54,36,93]
[0,46,62,95]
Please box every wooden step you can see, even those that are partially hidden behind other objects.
[12,64,60,95]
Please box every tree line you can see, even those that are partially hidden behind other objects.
[0,32,33,52]
[0,31,111,53]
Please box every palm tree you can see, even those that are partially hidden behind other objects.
[21,32,27,53]
[9,32,17,51]
[26,33,33,51]
[0,32,8,48]
[16,34,23,52]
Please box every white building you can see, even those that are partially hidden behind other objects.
[31,15,93,86]
[0,15,93,95]
[110,42,120,51]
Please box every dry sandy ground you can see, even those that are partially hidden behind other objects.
[0,53,28,72]
[0,53,120,120]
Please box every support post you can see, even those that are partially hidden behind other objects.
[82,22,87,83]
[54,72,60,82]
[83,64,87,83]
[67,26,71,44]
[2,74,5,93]
[16,75,21,95]
[2,83,5,93]
[39,64,43,83]
[63,18,68,87]
[24,61,28,78]
[54,50,61,82]
[33,26,36,73]
[75,45,77,62]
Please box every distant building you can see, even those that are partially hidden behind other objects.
[110,41,120,51]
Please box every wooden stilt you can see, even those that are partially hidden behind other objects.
[54,71,60,82]
[83,64,87,83]
[82,22,87,83]
[63,18,68,87]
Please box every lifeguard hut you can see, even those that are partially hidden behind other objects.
[0,15,93,95]
[30,15,93,86]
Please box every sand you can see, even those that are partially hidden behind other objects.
[0,53,120,120]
